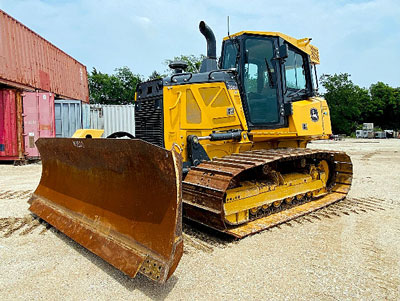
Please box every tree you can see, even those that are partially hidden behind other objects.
[148,70,164,80]
[88,67,142,104]
[164,54,205,74]
[366,82,400,130]
[320,73,367,135]
[321,74,400,133]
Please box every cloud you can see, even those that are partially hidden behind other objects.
[0,0,399,87]
[136,16,151,26]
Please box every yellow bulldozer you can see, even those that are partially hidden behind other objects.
[28,21,352,283]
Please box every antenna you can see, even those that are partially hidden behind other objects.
[227,16,230,36]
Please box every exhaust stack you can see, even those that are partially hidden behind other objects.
[199,21,218,72]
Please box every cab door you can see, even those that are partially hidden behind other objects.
[241,36,284,129]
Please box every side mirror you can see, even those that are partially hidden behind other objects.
[278,44,288,60]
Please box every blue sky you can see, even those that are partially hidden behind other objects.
[1,0,399,88]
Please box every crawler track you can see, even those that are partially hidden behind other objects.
[183,148,352,238]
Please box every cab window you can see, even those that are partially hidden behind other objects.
[285,49,306,90]
[221,40,238,69]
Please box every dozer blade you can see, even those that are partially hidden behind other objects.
[29,138,183,283]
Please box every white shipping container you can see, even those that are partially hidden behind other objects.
[363,123,374,130]
[86,104,135,138]
[375,131,386,139]
[83,104,104,130]
[90,106,104,130]
[356,130,364,138]
[82,104,91,129]
[103,105,135,137]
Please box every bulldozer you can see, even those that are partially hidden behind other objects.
[29,21,352,283]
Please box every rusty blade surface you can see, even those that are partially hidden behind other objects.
[29,138,183,283]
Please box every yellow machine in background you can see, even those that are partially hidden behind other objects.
[72,129,104,138]
[29,21,352,283]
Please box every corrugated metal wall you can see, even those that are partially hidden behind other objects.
[22,92,56,158]
[82,104,103,130]
[102,105,135,137]
[81,104,135,137]
[55,100,82,137]
[90,105,104,130]
[1,90,56,161]
[0,89,18,159]
[55,103,134,138]
[0,10,89,102]
[81,104,91,129]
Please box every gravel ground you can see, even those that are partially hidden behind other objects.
[0,138,399,300]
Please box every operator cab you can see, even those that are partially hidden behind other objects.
[220,32,319,129]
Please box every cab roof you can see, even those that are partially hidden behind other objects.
[223,31,320,64]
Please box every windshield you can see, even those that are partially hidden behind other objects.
[284,48,307,91]
[242,37,279,125]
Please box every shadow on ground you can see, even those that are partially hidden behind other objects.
[52,228,179,300]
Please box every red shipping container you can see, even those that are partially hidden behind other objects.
[0,89,19,160]
[0,89,55,161]
[22,92,55,158]
[0,10,89,102]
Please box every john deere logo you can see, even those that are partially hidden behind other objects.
[310,108,319,122]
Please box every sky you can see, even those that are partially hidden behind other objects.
[1,0,399,88]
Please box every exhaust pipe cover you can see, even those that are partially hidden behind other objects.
[199,21,218,72]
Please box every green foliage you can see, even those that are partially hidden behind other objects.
[321,73,400,135]
[88,67,142,104]
[367,82,400,129]
[148,70,164,80]
[88,55,205,104]
[164,54,206,74]
[320,73,364,135]
[355,124,364,130]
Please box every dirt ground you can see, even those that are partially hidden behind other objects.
[0,138,399,300]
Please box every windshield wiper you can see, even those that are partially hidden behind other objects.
[286,88,308,98]
[264,58,274,88]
